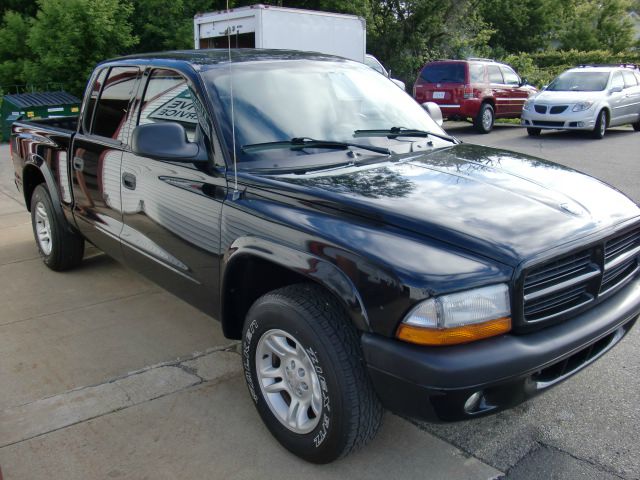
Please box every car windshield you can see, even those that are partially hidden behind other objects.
[420,63,466,84]
[547,72,610,92]
[203,59,446,168]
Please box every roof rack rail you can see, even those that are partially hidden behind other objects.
[467,57,495,62]
[576,63,639,69]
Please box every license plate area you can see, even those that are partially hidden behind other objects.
[432,91,446,99]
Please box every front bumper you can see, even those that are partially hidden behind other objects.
[362,276,640,422]
[521,108,598,130]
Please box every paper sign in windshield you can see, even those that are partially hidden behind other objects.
[149,90,198,124]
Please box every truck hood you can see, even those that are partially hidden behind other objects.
[268,144,640,265]
[532,90,605,104]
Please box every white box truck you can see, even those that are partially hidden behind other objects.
[193,4,366,63]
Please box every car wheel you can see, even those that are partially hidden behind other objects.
[474,103,494,134]
[242,283,383,463]
[633,120,640,131]
[527,127,542,136]
[30,184,84,271]
[591,110,607,139]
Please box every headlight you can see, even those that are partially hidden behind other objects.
[572,101,594,112]
[522,99,532,111]
[396,284,511,346]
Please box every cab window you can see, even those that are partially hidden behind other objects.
[138,69,202,142]
[92,67,140,140]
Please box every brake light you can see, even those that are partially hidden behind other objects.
[463,84,475,99]
[9,138,13,158]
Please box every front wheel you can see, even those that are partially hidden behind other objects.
[242,284,383,463]
[591,110,607,139]
[527,127,542,136]
[633,119,640,131]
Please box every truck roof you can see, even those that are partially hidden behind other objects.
[107,48,350,67]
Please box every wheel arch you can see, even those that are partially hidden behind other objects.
[220,237,369,340]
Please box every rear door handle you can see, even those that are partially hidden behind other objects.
[122,172,137,190]
[72,156,84,171]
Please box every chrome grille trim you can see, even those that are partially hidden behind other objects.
[522,225,640,325]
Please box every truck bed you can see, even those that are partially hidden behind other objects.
[17,116,79,134]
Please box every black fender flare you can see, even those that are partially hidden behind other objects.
[24,154,72,233]
[222,236,370,333]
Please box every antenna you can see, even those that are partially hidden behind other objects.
[226,0,239,200]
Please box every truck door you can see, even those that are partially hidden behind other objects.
[119,68,227,317]
[70,66,141,261]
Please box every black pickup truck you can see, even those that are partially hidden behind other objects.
[9,50,640,463]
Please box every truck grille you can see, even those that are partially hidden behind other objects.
[522,226,640,325]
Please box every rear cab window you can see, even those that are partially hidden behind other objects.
[420,63,466,84]
[82,68,108,134]
[92,66,141,141]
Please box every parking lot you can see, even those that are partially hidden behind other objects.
[0,123,639,480]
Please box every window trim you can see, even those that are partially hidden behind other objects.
[82,67,109,135]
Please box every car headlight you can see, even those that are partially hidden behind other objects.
[522,99,532,111]
[572,101,594,112]
[396,284,511,346]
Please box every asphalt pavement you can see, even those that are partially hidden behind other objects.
[0,121,638,479]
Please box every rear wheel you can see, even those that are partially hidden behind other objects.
[591,110,607,139]
[474,103,494,134]
[30,184,84,271]
[242,283,383,463]
[527,127,542,136]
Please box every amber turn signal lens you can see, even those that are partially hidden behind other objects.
[396,317,511,346]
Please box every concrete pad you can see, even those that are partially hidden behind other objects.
[0,210,29,229]
[0,253,157,327]
[0,222,39,266]
[0,290,229,409]
[0,375,501,480]
[0,350,240,448]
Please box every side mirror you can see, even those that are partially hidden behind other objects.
[387,69,392,79]
[421,102,443,126]
[609,86,623,95]
[520,78,528,86]
[131,122,204,162]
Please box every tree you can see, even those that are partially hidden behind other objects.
[479,0,566,54]
[559,0,636,53]
[129,0,217,52]
[366,0,491,86]
[0,11,32,89]
[24,0,138,95]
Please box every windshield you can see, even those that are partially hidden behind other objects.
[547,71,610,92]
[203,59,446,167]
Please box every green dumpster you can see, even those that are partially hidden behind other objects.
[1,91,81,141]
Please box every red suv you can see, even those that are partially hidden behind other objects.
[413,58,537,133]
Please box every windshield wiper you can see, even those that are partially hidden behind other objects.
[354,127,459,144]
[241,137,391,155]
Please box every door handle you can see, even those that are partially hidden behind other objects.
[72,156,84,171]
[122,172,137,190]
